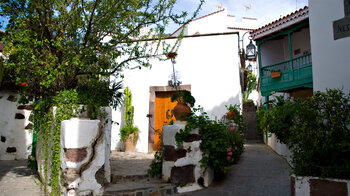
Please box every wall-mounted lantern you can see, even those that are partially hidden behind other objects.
[246,39,256,60]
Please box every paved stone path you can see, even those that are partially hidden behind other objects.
[110,151,154,177]
[0,160,44,196]
[179,142,292,196]
[0,143,291,196]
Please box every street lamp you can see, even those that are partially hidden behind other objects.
[246,38,256,60]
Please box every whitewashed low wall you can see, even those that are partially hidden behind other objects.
[61,115,111,196]
[162,121,213,193]
[291,175,350,196]
[265,133,292,165]
[0,91,33,160]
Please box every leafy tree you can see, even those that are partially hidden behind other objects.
[0,0,204,108]
[243,72,257,102]
[0,1,204,194]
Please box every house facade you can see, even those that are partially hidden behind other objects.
[309,0,350,93]
[251,7,312,161]
[111,9,258,152]
[251,6,313,106]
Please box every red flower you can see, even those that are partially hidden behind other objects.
[21,82,28,87]
[282,129,287,133]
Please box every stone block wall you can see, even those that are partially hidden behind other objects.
[0,91,33,160]
[162,121,213,193]
[291,175,350,196]
[61,117,111,195]
[61,107,112,196]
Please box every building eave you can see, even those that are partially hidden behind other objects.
[251,6,309,40]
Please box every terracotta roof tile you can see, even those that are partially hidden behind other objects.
[251,6,309,40]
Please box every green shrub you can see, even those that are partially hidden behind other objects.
[256,96,298,144]
[256,106,268,135]
[289,89,350,179]
[147,150,162,177]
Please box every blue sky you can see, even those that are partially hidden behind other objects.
[0,0,308,33]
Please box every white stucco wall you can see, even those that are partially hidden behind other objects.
[0,91,33,160]
[260,39,285,66]
[309,0,350,92]
[111,33,242,152]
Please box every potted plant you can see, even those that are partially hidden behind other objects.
[120,125,139,152]
[226,104,239,121]
[120,87,139,152]
[171,90,195,121]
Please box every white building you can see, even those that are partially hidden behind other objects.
[111,9,258,152]
[309,0,350,92]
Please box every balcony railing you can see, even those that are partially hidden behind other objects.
[260,53,313,96]
[261,53,312,76]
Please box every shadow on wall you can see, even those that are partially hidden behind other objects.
[206,94,240,121]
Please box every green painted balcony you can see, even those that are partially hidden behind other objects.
[260,53,313,96]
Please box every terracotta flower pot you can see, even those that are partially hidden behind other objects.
[227,110,238,120]
[271,72,281,78]
[173,103,191,121]
[124,132,138,152]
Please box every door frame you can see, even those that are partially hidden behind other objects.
[147,84,191,152]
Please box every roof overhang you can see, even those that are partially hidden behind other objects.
[251,6,309,40]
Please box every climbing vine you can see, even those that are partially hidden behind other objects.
[33,90,81,195]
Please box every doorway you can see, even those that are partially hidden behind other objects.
[148,85,191,152]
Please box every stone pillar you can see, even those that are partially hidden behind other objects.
[162,121,213,193]
[61,116,111,196]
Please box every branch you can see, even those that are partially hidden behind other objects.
[83,0,100,48]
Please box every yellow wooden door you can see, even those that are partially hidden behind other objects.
[154,91,177,151]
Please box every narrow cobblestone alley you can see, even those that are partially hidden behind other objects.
[179,142,292,196]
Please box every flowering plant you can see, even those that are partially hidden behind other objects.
[175,106,245,178]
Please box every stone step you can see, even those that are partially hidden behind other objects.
[103,179,177,196]
[111,173,154,183]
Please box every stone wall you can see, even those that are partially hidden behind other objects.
[0,91,33,160]
[60,107,112,196]
[291,175,350,196]
[162,121,213,193]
